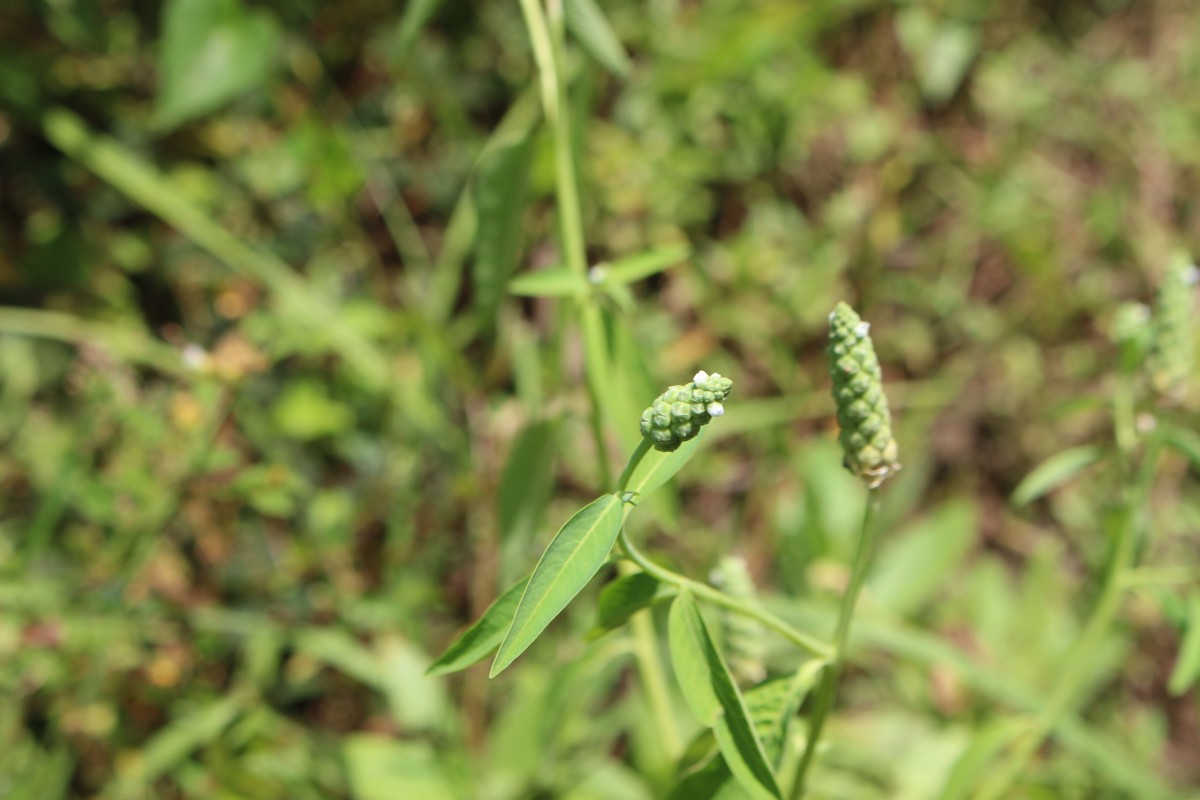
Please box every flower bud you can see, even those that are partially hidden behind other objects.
[639,370,733,451]
[828,302,900,488]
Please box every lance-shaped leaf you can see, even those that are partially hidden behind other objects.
[426,576,529,676]
[491,494,625,676]
[599,244,690,286]
[1011,445,1105,507]
[473,136,534,325]
[668,591,782,800]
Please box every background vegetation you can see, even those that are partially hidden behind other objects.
[1,0,1198,797]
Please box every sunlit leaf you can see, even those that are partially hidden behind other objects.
[155,0,282,130]
[668,591,782,800]
[491,494,625,676]
[564,0,632,78]
[427,576,529,676]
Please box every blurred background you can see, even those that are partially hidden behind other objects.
[0,0,1198,797]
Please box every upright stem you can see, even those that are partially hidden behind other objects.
[790,494,879,800]
[517,0,610,483]
[972,399,1162,800]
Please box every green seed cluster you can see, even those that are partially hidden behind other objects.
[639,370,733,452]
[1148,255,1199,403]
[828,302,900,489]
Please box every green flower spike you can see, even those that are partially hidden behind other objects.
[639,370,733,452]
[828,302,900,489]
[711,555,766,684]
[1148,255,1199,402]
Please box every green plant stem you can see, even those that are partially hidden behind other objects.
[972,432,1163,800]
[618,527,833,660]
[790,493,879,800]
[518,0,611,484]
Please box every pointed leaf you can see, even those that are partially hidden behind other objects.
[155,0,282,130]
[1011,445,1105,507]
[600,244,691,286]
[508,266,586,297]
[474,136,534,324]
[594,572,663,632]
[1168,592,1200,696]
[564,0,632,78]
[491,494,625,676]
[426,577,529,676]
[668,591,782,800]
[619,430,706,503]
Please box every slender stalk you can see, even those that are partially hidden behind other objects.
[619,527,833,660]
[972,409,1163,799]
[790,494,879,800]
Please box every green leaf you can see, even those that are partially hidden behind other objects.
[343,736,456,800]
[868,498,977,617]
[491,494,625,676]
[473,136,535,324]
[426,576,529,676]
[1168,592,1200,696]
[155,0,282,130]
[564,0,632,78]
[619,430,706,503]
[1162,422,1200,470]
[599,244,691,286]
[499,418,559,545]
[508,265,587,297]
[594,572,662,632]
[1011,445,1105,507]
[668,591,782,800]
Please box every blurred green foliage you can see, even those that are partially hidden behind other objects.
[0,0,1198,797]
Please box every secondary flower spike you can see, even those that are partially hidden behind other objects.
[639,370,733,452]
[1148,255,1199,403]
[827,302,900,488]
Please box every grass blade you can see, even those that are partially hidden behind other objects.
[508,265,586,297]
[668,590,783,800]
[1168,592,1200,696]
[427,576,530,676]
[490,494,625,676]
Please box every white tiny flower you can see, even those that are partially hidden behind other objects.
[693,370,710,384]
[182,344,208,370]
[1183,264,1200,285]
[855,321,871,337]
[588,265,607,284]
[707,401,725,417]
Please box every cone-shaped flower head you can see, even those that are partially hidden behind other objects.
[1149,255,1199,402]
[827,302,900,488]
[639,370,733,452]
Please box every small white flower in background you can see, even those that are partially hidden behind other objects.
[856,321,871,337]
[182,344,208,371]
[588,265,607,284]
[693,370,710,383]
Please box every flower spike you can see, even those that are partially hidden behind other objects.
[827,302,900,488]
[639,371,733,452]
